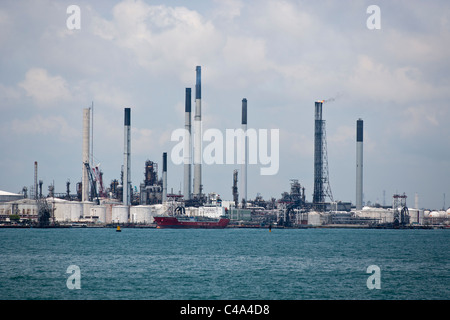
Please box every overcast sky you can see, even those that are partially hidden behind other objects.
[1,0,449,210]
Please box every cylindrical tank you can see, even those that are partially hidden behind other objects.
[91,206,106,223]
[150,204,166,216]
[70,202,83,222]
[130,205,153,224]
[112,205,129,224]
[429,211,441,218]
[53,200,71,222]
[82,201,94,218]
[308,212,322,226]
[102,203,115,224]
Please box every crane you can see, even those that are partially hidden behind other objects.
[84,162,100,205]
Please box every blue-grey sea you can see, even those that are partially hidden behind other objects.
[0,227,448,300]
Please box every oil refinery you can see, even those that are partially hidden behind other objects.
[0,66,449,229]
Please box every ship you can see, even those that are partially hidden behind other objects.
[154,215,230,229]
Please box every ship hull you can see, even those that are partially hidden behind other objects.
[154,216,230,229]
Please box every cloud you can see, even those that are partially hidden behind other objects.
[10,115,78,140]
[18,68,72,107]
[212,0,243,21]
[348,55,441,104]
[91,1,221,75]
[132,127,158,156]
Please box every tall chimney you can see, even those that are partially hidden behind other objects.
[356,118,364,210]
[241,98,247,208]
[123,108,131,206]
[34,161,38,200]
[184,88,192,201]
[162,152,167,203]
[193,66,202,198]
[82,108,90,202]
[414,193,419,209]
[313,101,324,208]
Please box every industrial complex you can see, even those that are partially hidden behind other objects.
[0,66,449,229]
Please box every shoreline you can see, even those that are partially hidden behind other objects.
[0,223,444,229]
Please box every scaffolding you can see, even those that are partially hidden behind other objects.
[393,193,410,227]
[313,101,333,211]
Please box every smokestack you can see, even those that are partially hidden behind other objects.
[162,152,167,203]
[356,118,364,210]
[184,88,192,201]
[193,66,202,198]
[34,161,38,200]
[415,193,419,209]
[123,108,131,206]
[82,108,90,202]
[232,169,239,208]
[313,101,324,208]
[241,98,247,207]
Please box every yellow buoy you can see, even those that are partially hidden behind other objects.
[116,226,121,232]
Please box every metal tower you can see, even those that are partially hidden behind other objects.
[313,101,333,211]
[393,193,409,227]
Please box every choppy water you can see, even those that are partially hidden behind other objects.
[0,228,448,300]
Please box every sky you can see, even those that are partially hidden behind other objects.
[0,0,449,210]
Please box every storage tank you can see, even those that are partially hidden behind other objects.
[91,206,106,223]
[150,204,166,216]
[70,202,83,222]
[308,211,322,226]
[408,209,419,224]
[52,199,71,222]
[112,205,129,224]
[130,205,153,224]
[102,202,116,224]
[429,211,441,218]
[82,201,94,218]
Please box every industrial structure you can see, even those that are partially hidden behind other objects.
[139,160,162,205]
[184,88,192,201]
[241,98,248,208]
[356,119,364,210]
[123,108,131,207]
[232,169,239,208]
[193,66,203,200]
[313,101,333,211]
[82,108,90,203]
[162,152,167,203]
[1,67,448,229]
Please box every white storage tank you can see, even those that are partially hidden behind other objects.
[102,203,115,224]
[150,204,166,216]
[91,206,106,223]
[130,205,153,224]
[82,201,94,218]
[112,205,129,224]
[308,211,322,226]
[51,199,71,222]
[429,211,447,218]
[70,202,83,222]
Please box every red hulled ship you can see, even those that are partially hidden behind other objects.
[154,216,230,229]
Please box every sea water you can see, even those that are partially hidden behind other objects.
[0,228,448,300]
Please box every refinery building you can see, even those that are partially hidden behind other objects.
[1,66,449,229]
